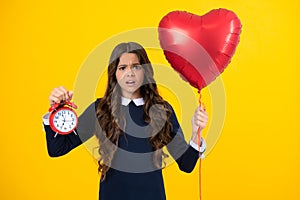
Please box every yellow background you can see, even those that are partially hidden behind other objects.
[1,0,299,200]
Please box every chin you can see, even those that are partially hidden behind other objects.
[125,89,140,97]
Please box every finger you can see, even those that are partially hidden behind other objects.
[195,107,203,116]
[195,118,208,126]
[199,122,207,129]
[198,109,208,119]
[49,96,61,104]
[199,112,208,121]
[59,86,69,101]
[199,106,204,112]
[201,104,206,111]
[51,88,66,102]
[49,87,68,103]
[195,116,208,125]
[68,90,73,101]
[199,107,208,116]
[56,86,69,100]
[194,111,208,121]
[50,100,55,106]
[49,90,59,103]
[195,111,208,121]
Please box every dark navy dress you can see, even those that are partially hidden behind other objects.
[44,99,201,200]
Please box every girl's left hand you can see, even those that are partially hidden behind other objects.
[191,106,208,136]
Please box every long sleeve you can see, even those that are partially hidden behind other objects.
[166,104,203,173]
[43,100,99,157]
[44,125,83,157]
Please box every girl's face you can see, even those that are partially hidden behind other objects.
[116,53,145,99]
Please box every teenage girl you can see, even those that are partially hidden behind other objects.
[43,42,208,200]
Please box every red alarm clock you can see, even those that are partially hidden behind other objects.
[48,101,78,137]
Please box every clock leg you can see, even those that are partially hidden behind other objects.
[73,130,78,135]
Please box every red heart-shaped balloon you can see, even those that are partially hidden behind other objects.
[158,9,242,91]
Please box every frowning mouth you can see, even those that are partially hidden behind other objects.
[126,80,136,85]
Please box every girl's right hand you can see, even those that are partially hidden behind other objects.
[49,86,73,105]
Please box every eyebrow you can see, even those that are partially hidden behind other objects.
[118,63,141,67]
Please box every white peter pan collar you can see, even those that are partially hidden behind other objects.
[121,97,145,106]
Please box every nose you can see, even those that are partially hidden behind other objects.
[125,66,135,77]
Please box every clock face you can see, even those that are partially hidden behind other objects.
[52,108,78,133]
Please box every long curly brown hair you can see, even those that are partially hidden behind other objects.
[95,42,173,180]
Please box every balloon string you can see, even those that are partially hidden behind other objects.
[198,92,204,200]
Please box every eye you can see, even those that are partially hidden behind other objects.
[118,66,126,71]
[132,64,142,70]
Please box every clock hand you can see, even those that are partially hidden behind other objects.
[59,115,64,121]
[60,122,64,129]
[61,113,67,123]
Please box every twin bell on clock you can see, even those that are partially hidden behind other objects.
[48,101,78,137]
